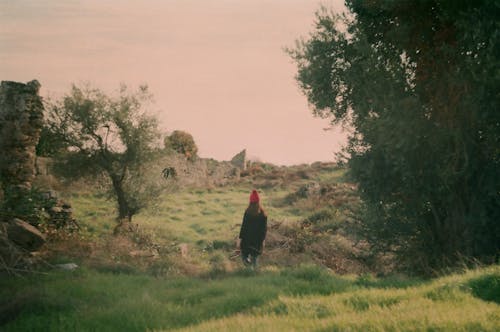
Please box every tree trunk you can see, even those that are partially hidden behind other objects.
[110,174,131,223]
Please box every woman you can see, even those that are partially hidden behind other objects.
[237,189,267,268]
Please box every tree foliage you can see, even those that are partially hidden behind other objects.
[290,0,499,272]
[164,130,198,161]
[45,84,162,222]
[36,126,68,157]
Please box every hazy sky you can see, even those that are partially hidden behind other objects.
[1,0,347,165]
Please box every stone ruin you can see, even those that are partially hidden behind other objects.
[0,80,76,271]
[159,152,242,188]
[0,80,43,195]
[156,149,250,188]
[230,149,247,171]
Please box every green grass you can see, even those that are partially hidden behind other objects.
[312,167,346,184]
[66,192,116,236]
[53,180,317,278]
[1,265,498,331]
[70,182,307,249]
[139,186,251,245]
[6,166,498,330]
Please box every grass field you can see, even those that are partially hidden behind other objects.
[1,265,498,331]
[2,164,499,331]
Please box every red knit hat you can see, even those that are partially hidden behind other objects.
[249,190,260,203]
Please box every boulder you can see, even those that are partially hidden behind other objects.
[179,243,189,258]
[55,263,79,271]
[41,190,58,201]
[129,250,159,259]
[6,218,46,251]
[50,206,62,214]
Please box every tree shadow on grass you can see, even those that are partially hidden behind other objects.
[467,273,500,304]
[0,289,75,328]
[0,266,430,331]
[352,273,425,289]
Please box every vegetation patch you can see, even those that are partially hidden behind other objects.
[468,273,500,304]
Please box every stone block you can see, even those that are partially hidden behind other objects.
[7,218,46,251]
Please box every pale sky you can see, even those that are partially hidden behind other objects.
[0,0,347,165]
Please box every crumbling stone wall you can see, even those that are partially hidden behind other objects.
[231,149,247,171]
[0,80,47,259]
[0,80,44,196]
[160,153,240,187]
[0,80,76,228]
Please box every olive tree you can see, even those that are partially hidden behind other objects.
[46,84,162,223]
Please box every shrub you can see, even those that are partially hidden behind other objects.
[164,130,198,161]
[302,208,343,233]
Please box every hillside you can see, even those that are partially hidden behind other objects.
[1,161,499,331]
[39,161,368,277]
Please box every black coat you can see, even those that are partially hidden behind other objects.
[239,210,267,256]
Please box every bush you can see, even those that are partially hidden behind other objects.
[164,130,198,161]
[302,208,343,233]
[468,273,500,304]
[0,188,49,226]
